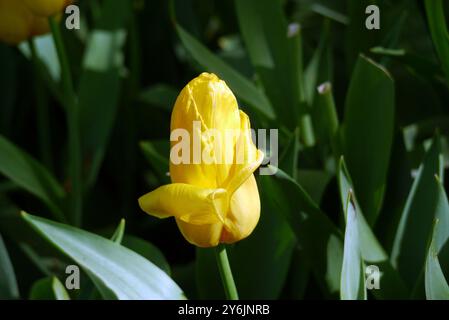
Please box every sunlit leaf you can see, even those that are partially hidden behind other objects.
[340,194,366,300]
[22,212,185,300]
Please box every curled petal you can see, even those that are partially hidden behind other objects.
[138,183,229,225]
[222,110,264,194]
[221,174,260,244]
[175,219,223,247]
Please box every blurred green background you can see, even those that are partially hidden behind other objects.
[1,0,449,300]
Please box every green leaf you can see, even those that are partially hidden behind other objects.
[78,219,127,299]
[309,3,348,25]
[296,169,333,204]
[122,235,171,276]
[19,243,52,277]
[110,219,125,244]
[174,22,275,120]
[343,55,395,225]
[0,233,19,299]
[172,262,197,300]
[313,82,339,150]
[425,252,449,300]
[304,21,330,107]
[140,140,170,184]
[0,44,18,136]
[278,127,300,178]
[29,277,70,300]
[195,248,225,299]
[235,0,301,127]
[424,0,449,85]
[0,135,65,222]
[19,35,61,82]
[79,31,126,187]
[338,158,408,299]
[228,208,296,299]
[21,212,184,300]
[79,0,132,188]
[425,178,449,300]
[286,248,310,299]
[139,84,178,112]
[345,0,381,71]
[391,136,443,288]
[259,167,343,296]
[340,193,366,300]
[370,47,443,81]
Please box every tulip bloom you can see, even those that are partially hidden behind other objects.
[0,0,72,44]
[139,73,264,247]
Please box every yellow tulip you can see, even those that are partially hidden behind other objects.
[139,73,264,247]
[23,0,72,17]
[0,0,71,44]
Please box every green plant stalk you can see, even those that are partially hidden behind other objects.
[215,244,239,300]
[49,17,83,227]
[28,39,53,170]
[299,114,316,147]
[316,82,339,159]
[317,82,339,137]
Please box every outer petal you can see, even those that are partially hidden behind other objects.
[0,0,33,44]
[138,183,228,225]
[221,174,260,244]
[222,110,264,194]
[170,73,241,188]
[30,13,63,36]
[175,219,223,247]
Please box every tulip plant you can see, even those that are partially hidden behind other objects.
[1,0,449,301]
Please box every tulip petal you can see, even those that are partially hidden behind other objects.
[23,0,71,17]
[222,110,264,194]
[138,183,228,225]
[175,219,223,247]
[221,174,261,243]
[170,73,241,188]
[0,0,34,44]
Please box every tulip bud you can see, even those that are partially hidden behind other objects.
[0,1,34,44]
[23,0,72,17]
[0,0,72,44]
[139,73,264,247]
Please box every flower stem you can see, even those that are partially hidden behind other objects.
[215,244,239,300]
[48,17,83,227]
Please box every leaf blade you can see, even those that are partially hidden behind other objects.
[343,55,395,225]
[22,212,184,300]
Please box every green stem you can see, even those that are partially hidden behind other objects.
[316,82,340,160]
[28,39,53,170]
[215,244,239,300]
[299,114,315,147]
[49,17,83,227]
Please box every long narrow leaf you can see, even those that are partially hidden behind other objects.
[0,233,19,299]
[22,212,185,300]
